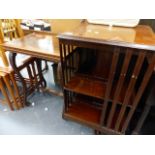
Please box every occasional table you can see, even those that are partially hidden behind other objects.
[1,32,62,106]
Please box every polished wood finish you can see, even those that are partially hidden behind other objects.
[59,21,155,51]
[63,100,101,127]
[2,33,60,62]
[59,22,155,134]
[64,75,107,100]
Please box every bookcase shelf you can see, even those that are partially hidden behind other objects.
[64,75,134,108]
[63,100,101,126]
[64,75,106,100]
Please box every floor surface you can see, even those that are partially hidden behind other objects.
[0,61,93,135]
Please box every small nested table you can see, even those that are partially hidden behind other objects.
[58,22,155,134]
[1,32,62,106]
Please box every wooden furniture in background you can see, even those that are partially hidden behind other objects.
[1,19,24,39]
[0,19,25,110]
[58,22,155,134]
[0,32,62,104]
[0,57,47,110]
[0,19,24,67]
[0,19,46,109]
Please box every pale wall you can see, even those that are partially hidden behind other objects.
[43,19,82,34]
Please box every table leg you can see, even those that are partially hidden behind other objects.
[57,61,63,86]
[42,61,63,97]
[36,59,47,88]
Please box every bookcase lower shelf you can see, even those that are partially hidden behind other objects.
[63,101,122,134]
[63,101,101,125]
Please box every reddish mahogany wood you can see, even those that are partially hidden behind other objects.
[59,22,155,134]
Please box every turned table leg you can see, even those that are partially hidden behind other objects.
[36,59,47,88]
